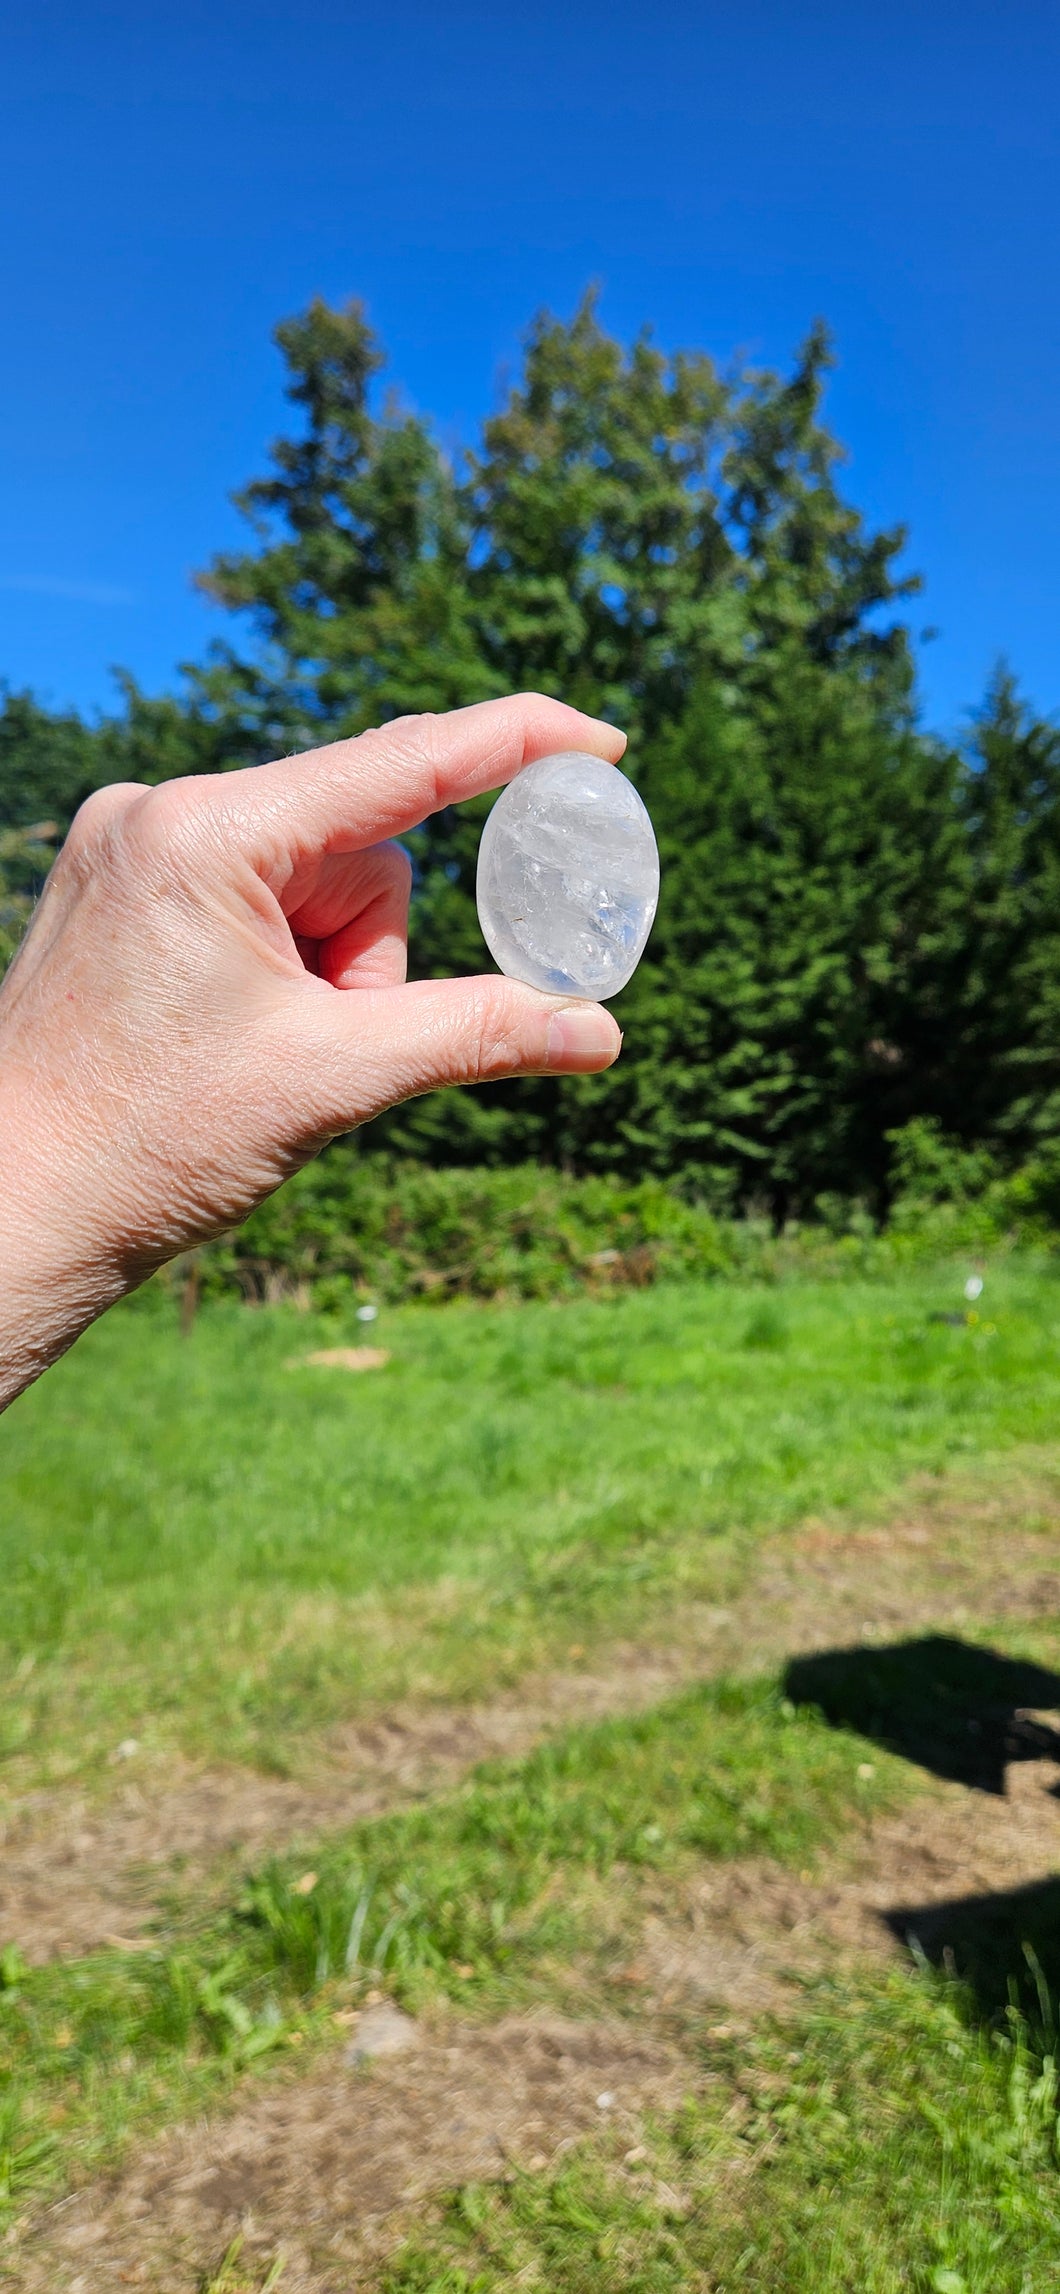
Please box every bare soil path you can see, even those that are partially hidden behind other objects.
[14,1759,1060,2294]
[6,1468,1060,2294]
[7,1467,1060,2288]
[11,2011,692,2292]
[3,1469,1059,1965]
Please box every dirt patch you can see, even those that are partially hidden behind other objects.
[728,1478,1060,1674]
[12,2011,690,2292]
[3,1475,1060,2289]
[628,1753,1060,2020]
[14,1762,1060,2291]
[0,1664,684,1965]
[3,1471,1060,1965]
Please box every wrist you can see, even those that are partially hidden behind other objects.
[0,1072,128,1409]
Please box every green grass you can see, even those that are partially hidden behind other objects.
[381,1976,1060,2293]
[3,1670,1053,2286]
[5,1264,1060,2280]
[0,1674,906,2222]
[2,1263,1060,1787]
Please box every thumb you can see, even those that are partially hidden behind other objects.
[292,973,622,1133]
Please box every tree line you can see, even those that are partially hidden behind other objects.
[3,294,1059,1216]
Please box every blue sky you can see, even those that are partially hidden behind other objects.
[1,0,1057,739]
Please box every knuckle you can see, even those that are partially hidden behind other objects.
[66,781,144,845]
[125,777,218,873]
[60,777,217,899]
[400,711,446,811]
[355,712,445,812]
[133,778,199,844]
[467,982,534,1080]
[61,782,150,877]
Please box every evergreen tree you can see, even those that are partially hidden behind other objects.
[4,295,1059,1212]
[196,298,496,748]
[944,668,1060,1158]
[195,294,938,1200]
[0,686,105,830]
[0,821,59,971]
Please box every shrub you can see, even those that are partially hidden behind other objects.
[159,1133,1060,1316]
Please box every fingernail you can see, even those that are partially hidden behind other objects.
[546,1003,622,1071]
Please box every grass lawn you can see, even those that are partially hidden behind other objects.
[2,1259,1060,1787]
[381,1972,1060,2294]
[4,1261,1060,2287]
[2,1677,1058,2287]
[0,1681,909,2209]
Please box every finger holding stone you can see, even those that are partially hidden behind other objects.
[206,696,628,881]
[287,973,623,1136]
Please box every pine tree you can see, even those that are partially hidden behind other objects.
[195,298,496,749]
[5,296,1059,1211]
[0,686,104,830]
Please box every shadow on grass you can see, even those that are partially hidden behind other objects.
[785,1634,1060,2025]
[784,1634,1060,1795]
[882,1875,1060,2025]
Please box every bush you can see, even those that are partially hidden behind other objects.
[181,1155,739,1308]
[159,1133,1060,1316]
[885,1119,1060,1256]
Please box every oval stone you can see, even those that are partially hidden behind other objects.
[476,751,660,1001]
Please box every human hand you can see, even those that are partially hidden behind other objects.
[0,695,625,1405]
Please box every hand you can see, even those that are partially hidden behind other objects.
[0,694,625,1406]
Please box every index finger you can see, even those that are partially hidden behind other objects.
[204,695,627,873]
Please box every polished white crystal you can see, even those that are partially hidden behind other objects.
[476,752,660,1000]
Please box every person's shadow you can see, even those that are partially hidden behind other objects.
[785,1635,1060,1796]
[784,1635,1060,2022]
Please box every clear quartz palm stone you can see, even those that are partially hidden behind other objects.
[476,751,660,1000]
